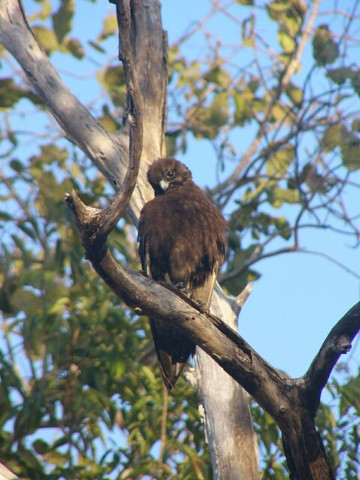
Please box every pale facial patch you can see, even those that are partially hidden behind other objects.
[159,179,170,191]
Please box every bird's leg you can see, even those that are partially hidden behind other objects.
[175,282,192,296]
[190,297,209,313]
[194,299,206,308]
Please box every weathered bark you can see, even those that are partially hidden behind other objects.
[281,409,334,480]
[195,287,259,480]
[0,0,259,478]
[0,0,166,221]
[0,463,19,480]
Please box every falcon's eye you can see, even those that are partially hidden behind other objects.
[166,170,175,180]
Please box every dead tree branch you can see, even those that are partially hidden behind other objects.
[304,302,360,415]
[0,0,128,187]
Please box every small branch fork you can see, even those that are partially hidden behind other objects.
[64,2,360,479]
[66,0,143,257]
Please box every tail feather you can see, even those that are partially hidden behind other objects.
[150,265,219,390]
[150,318,195,390]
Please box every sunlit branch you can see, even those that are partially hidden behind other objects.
[304,302,360,415]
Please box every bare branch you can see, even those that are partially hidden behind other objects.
[304,302,360,415]
[65,185,360,480]
[0,462,19,480]
[235,284,253,310]
[281,0,320,88]
[92,0,143,240]
[210,0,320,195]
[0,0,128,186]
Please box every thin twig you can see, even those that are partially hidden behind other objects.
[210,0,321,195]
[159,386,168,462]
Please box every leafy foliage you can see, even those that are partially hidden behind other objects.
[0,0,359,478]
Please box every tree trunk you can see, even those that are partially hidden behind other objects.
[196,289,259,480]
[281,415,334,479]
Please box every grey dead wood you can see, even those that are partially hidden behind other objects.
[0,463,19,480]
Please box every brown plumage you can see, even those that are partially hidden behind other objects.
[138,157,227,390]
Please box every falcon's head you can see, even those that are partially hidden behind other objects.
[147,157,192,196]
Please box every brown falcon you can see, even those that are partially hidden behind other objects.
[138,157,227,390]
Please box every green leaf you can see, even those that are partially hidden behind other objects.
[204,66,231,88]
[327,67,354,85]
[98,113,120,133]
[0,211,12,220]
[11,288,41,316]
[10,159,24,172]
[286,83,303,106]
[266,145,294,176]
[43,450,67,466]
[209,92,229,127]
[234,89,253,125]
[64,37,84,59]
[269,187,300,207]
[271,103,288,122]
[312,25,339,66]
[0,78,24,108]
[47,297,70,315]
[267,2,290,14]
[352,119,360,132]
[109,356,126,379]
[351,72,360,96]
[88,40,106,54]
[52,0,74,43]
[322,124,345,152]
[242,15,255,47]
[341,133,360,171]
[278,30,296,53]
[98,14,117,41]
[283,13,303,37]
[223,245,261,294]
[236,0,254,4]
[17,446,42,469]
[339,373,360,415]
[32,26,59,53]
[98,66,126,106]
[18,222,36,240]
[275,216,291,239]
[35,144,68,166]
[33,439,49,455]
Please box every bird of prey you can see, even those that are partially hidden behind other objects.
[138,157,227,390]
